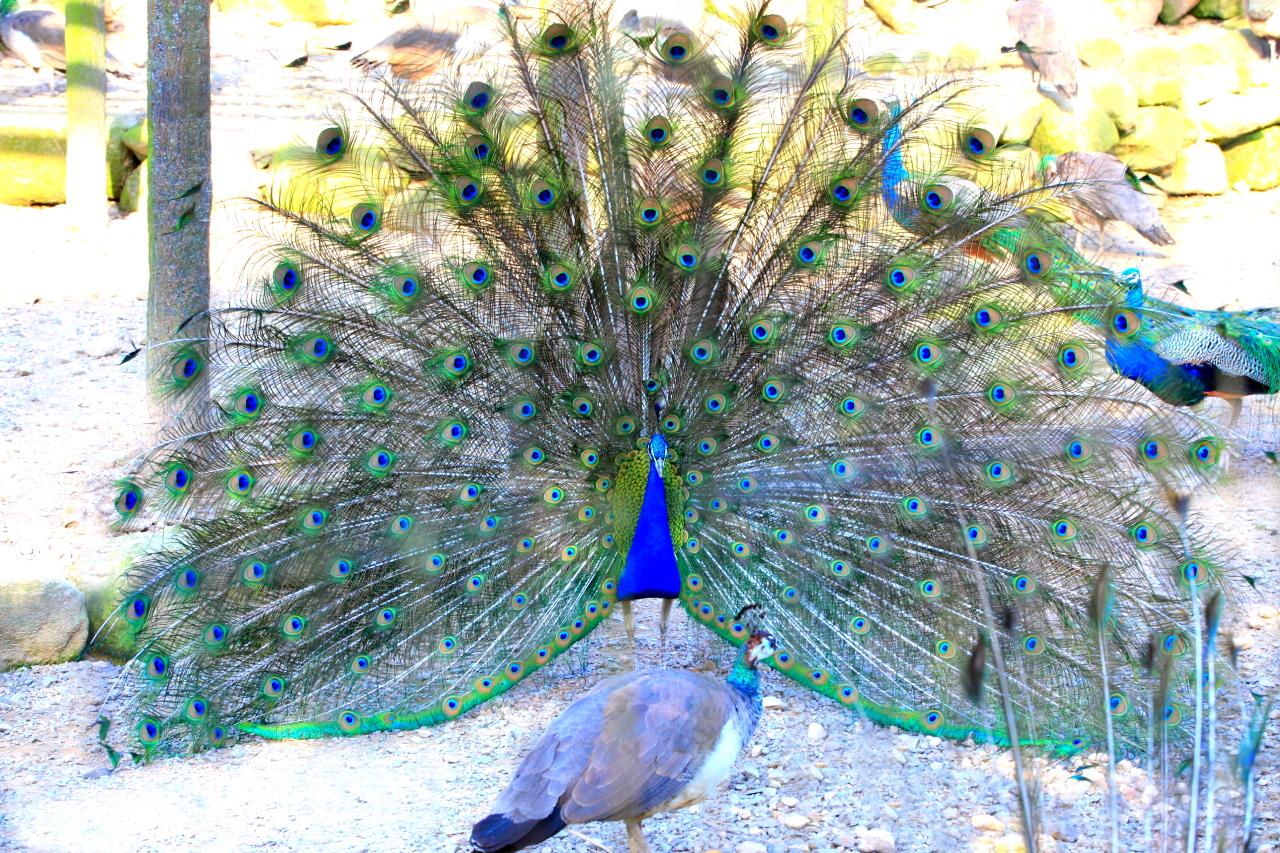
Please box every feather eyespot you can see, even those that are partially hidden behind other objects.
[659,32,692,64]
[754,14,787,44]
[350,203,380,233]
[1021,249,1052,278]
[316,126,344,158]
[962,127,996,160]
[830,177,858,206]
[706,76,736,108]
[846,98,879,129]
[1110,309,1141,339]
[921,184,953,213]
[462,81,492,113]
[700,159,724,188]
[643,116,671,147]
[541,23,574,54]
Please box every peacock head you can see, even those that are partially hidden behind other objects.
[744,630,775,668]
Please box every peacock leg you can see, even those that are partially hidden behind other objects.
[624,819,652,853]
[622,599,635,668]
[658,597,673,665]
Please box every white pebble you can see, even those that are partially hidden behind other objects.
[858,827,896,852]
[780,812,810,829]
[806,722,827,741]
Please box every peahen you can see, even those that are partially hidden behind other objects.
[99,5,1253,824]
[0,0,132,89]
[472,621,775,853]
[1040,152,1174,249]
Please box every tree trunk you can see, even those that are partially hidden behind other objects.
[64,0,107,230]
[146,0,211,417]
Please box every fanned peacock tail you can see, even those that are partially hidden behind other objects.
[100,1,1249,766]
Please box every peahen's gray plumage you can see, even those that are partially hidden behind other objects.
[93,7,1263,847]
[472,629,775,852]
[0,0,131,88]
[1042,151,1174,248]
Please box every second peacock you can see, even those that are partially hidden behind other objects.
[98,0,1247,790]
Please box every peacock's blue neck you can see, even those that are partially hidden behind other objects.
[616,457,681,601]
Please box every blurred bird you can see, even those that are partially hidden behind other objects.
[0,0,132,90]
[1006,0,1079,111]
[1042,151,1174,249]
[472,628,776,853]
[350,4,522,80]
[1246,0,1280,62]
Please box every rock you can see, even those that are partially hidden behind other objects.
[119,115,148,160]
[1163,142,1229,195]
[780,813,810,830]
[1181,63,1245,106]
[1128,45,1184,107]
[214,0,383,25]
[992,836,1028,853]
[807,722,827,741]
[78,332,123,358]
[781,796,800,808]
[1193,89,1280,142]
[832,833,860,849]
[862,0,920,34]
[972,813,1006,833]
[1101,0,1163,27]
[119,159,148,216]
[1191,0,1242,18]
[107,114,143,200]
[858,828,896,853]
[0,113,68,205]
[737,843,769,853]
[1030,99,1119,155]
[1224,126,1280,190]
[1114,107,1197,171]
[1078,37,1124,69]
[1092,77,1140,134]
[0,578,88,669]
[1161,0,1200,22]
[762,695,784,710]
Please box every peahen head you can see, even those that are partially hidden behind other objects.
[743,630,775,668]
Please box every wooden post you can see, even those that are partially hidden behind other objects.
[64,0,107,230]
[147,0,211,414]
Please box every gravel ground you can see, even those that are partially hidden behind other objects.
[0,5,1279,852]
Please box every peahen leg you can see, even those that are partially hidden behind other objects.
[621,599,635,669]
[624,819,652,853]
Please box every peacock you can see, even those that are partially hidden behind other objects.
[99,6,1258,833]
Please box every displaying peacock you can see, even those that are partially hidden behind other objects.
[99,2,1254,806]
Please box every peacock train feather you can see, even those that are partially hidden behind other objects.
[98,1,1251,768]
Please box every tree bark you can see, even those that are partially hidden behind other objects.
[146,0,211,416]
[64,0,107,229]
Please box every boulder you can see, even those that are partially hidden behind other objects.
[862,0,921,34]
[1114,106,1197,170]
[1163,141,1229,195]
[1224,126,1280,190]
[107,113,143,199]
[1128,46,1186,107]
[1160,0,1200,22]
[1092,76,1140,134]
[1181,62,1246,106]
[118,159,148,215]
[1191,0,1243,18]
[1031,98,1119,156]
[0,113,140,205]
[0,578,88,669]
[1078,37,1125,70]
[1192,89,1280,142]
[1100,0,1163,27]
[214,0,385,26]
[120,115,148,160]
[1187,0,1239,17]
[0,113,67,205]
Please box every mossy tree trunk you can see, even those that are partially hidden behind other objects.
[146,0,211,417]
[65,0,107,228]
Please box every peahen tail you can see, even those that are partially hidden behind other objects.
[98,1,1246,768]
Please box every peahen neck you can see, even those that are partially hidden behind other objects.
[726,650,764,730]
